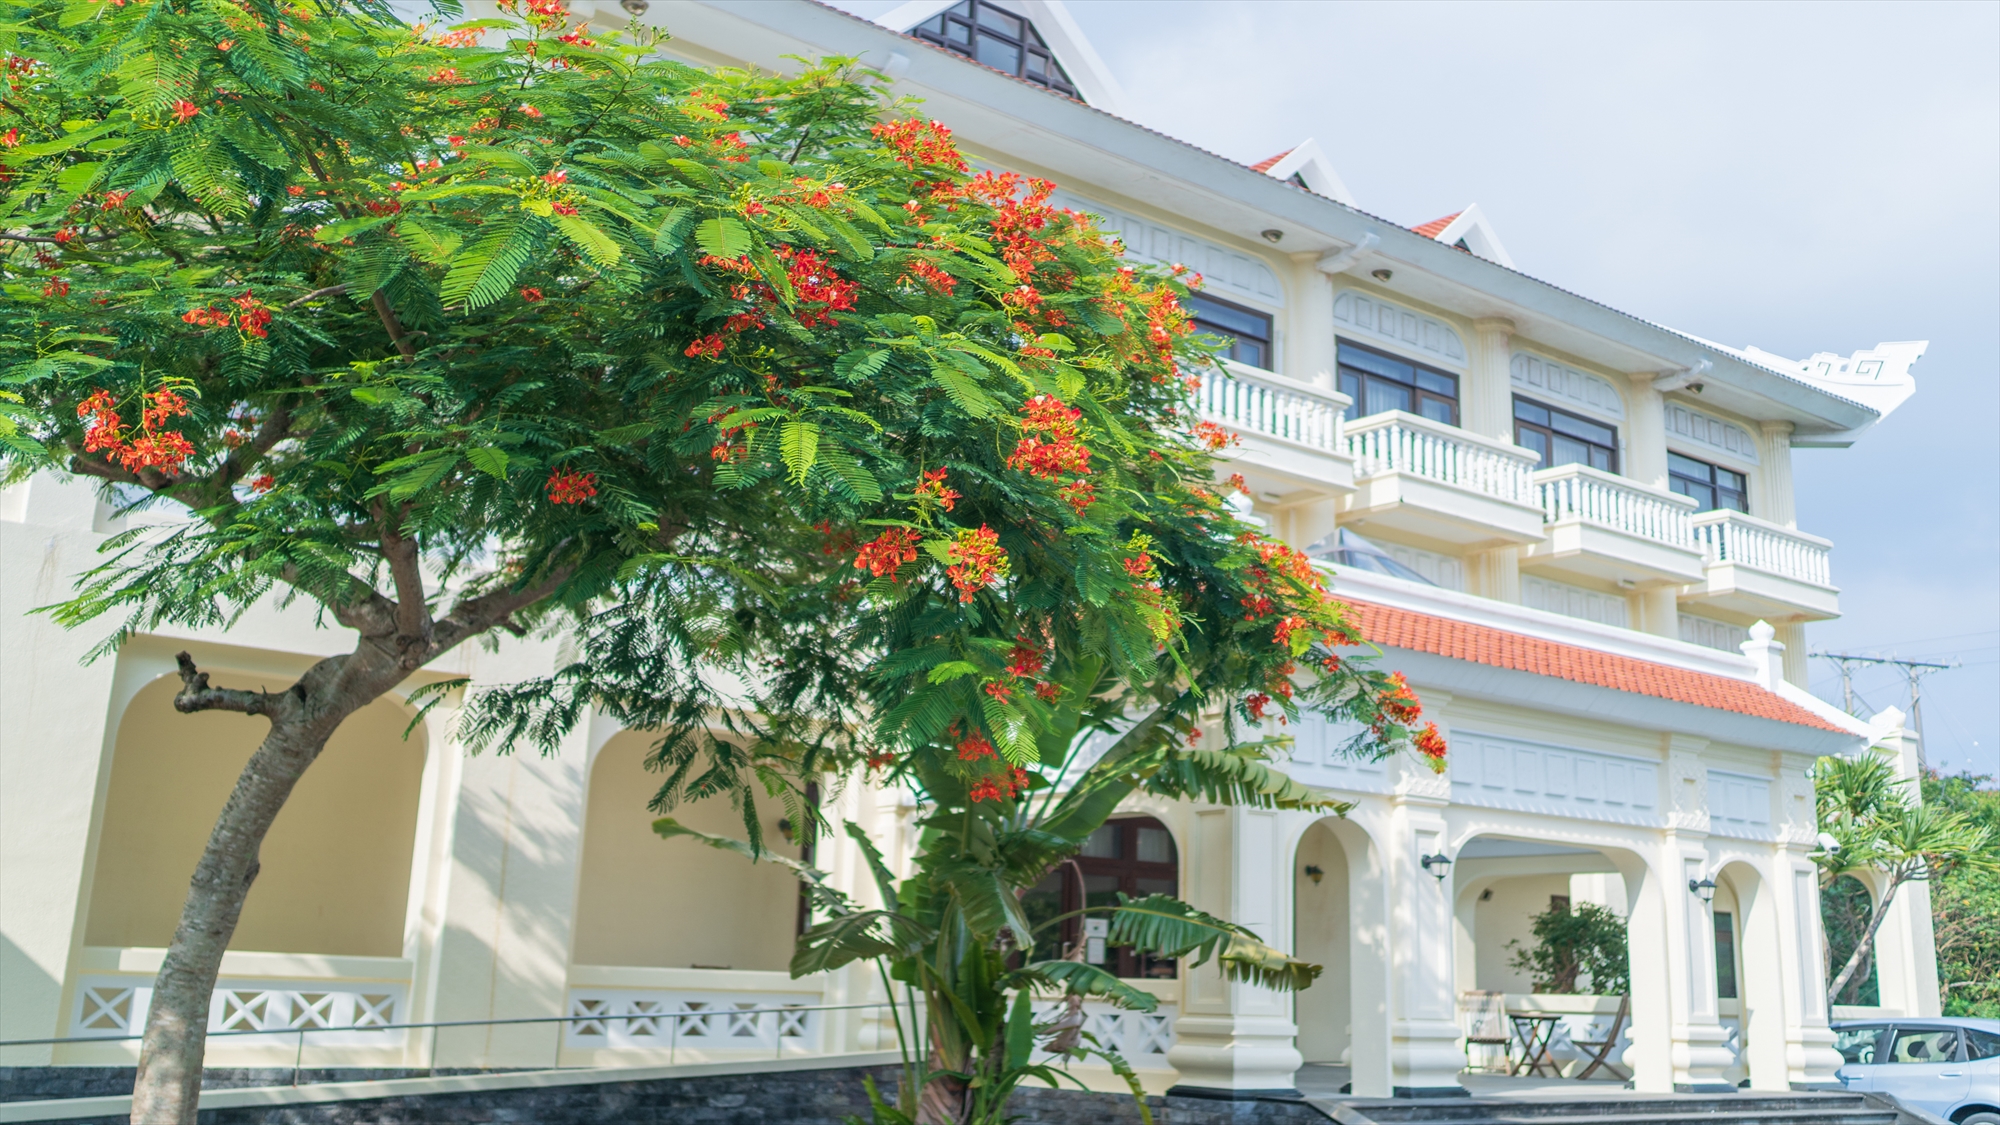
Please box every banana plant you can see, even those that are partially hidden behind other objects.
[657,658,1362,1125]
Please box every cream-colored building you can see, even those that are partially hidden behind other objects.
[0,0,1942,1103]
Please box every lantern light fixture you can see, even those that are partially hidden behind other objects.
[1688,877,1717,904]
[1420,853,1453,881]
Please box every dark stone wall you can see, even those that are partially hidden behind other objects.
[6,1064,1332,1125]
[0,1068,512,1104]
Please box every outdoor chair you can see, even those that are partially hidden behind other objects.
[1570,994,1631,1081]
[1459,990,1510,1073]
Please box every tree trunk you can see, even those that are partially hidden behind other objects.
[1826,875,1902,1010]
[128,678,366,1123]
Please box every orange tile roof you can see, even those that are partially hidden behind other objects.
[1412,211,1462,239]
[1249,148,1295,174]
[1344,599,1847,732]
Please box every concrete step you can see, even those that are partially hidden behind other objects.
[1321,1094,1885,1125]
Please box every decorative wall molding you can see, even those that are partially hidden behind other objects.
[564,989,823,1051]
[1707,769,1773,840]
[1333,290,1467,368]
[1280,713,1394,795]
[72,977,405,1044]
[1679,614,1749,655]
[1048,189,1284,306]
[1666,402,1760,465]
[1511,353,1625,420]
[1449,729,1661,825]
[1522,575,1630,629]
[1667,751,1711,832]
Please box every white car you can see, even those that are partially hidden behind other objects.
[1833,1017,2000,1124]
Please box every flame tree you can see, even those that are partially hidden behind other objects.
[0,4,1443,1121]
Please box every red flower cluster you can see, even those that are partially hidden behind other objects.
[957,733,996,761]
[521,287,544,303]
[914,468,959,512]
[1378,672,1422,725]
[1058,479,1096,514]
[872,118,969,173]
[684,333,725,359]
[901,257,956,295]
[1414,722,1447,763]
[1007,638,1044,678]
[968,766,1033,803]
[1006,394,1091,482]
[171,99,200,123]
[1272,615,1308,648]
[854,527,920,579]
[1191,420,1238,452]
[181,291,271,338]
[983,680,1013,702]
[78,388,197,475]
[945,525,1008,602]
[545,468,597,504]
[775,246,859,326]
[1244,692,1272,720]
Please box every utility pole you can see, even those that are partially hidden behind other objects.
[1810,651,1956,770]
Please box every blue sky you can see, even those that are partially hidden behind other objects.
[829,0,2000,777]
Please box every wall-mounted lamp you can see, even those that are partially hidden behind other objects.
[1420,853,1453,881]
[1688,877,1716,904]
[1303,864,1325,885]
[1371,268,1394,283]
[1261,229,1284,243]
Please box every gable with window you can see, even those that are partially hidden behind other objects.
[1185,292,1274,370]
[1514,397,1617,472]
[1668,452,1748,514]
[1337,338,1458,425]
[909,1,1081,99]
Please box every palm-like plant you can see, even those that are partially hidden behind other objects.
[659,657,1369,1125]
[1813,752,1999,1007]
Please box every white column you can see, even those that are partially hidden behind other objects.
[426,689,592,1068]
[1867,720,1944,1018]
[1465,546,1520,604]
[1288,254,1336,389]
[1167,806,1305,1095]
[1464,318,1515,442]
[1383,763,1467,1097]
[1633,588,1680,639]
[1773,754,1844,1088]
[1661,737,1735,1091]
[1756,421,1797,528]
[1625,375,1670,490]
[0,478,122,1060]
[1775,621,1809,689]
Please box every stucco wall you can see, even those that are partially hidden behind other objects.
[1293,820,1352,1064]
[85,674,425,957]
[1472,874,1573,993]
[569,732,800,971]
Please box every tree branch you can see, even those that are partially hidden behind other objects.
[431,564,577,655]
[372,290,417,359]
[375,502,434,666]
[172,651,284,716]
[286,284,350,309]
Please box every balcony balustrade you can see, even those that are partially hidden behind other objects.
[1684,510,1839,620]
[1338,411,1545,546]
[1522,463,1706,586]
[1194,361,1354,501]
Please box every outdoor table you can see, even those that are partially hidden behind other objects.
[1508,1013,1564,1077]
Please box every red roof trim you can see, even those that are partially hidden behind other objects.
[1344,600,1845,732]
[1412,211,1462,239]
[1249,148,1294,174]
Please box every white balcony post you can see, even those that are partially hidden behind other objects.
[1756,421,1797,529]
[1288,255,1337,391]
[1625,374,1670,491]
[1465,318,1515,442]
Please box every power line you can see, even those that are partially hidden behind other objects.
[1810,651,1958,770]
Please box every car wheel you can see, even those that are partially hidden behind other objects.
[1956,1113,2000,1125]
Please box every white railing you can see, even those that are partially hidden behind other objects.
[1195,360,1348,453]
[564,989,824,1052]
[1344,410,1540,505]
[1029,999,1175,1066]
[71,976,406,1046]
[1535,463,1698,550]
[1691,510,1834,587]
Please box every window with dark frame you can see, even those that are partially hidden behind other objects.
[1713,910,1738,999]
[907,1,1081,99]
[1514,397,1618,473]
[1018,817,1179,979]
[1336,338,1459,425]
[1184,292,1274,371]
[1668,451,1749,514]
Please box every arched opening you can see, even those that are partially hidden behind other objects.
[1821,873,1880,1007]
[1449,834,1651,1087]
[1293,816,1389,1095]
[570,731,801,971]
[1019,816,1178,978]
[85,673,426,957]
[1715,861,1788,1090]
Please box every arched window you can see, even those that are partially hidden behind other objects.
[1020,816,1178,979]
